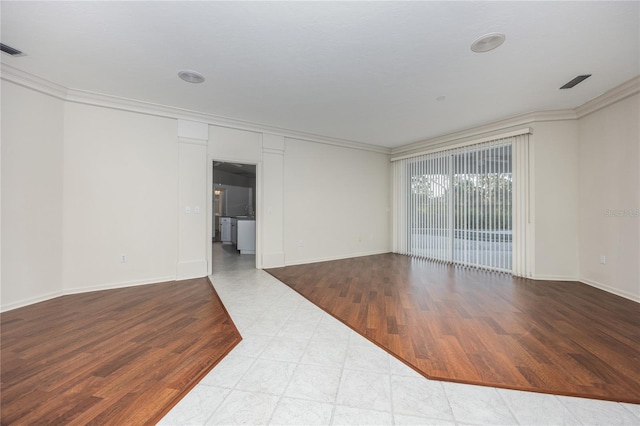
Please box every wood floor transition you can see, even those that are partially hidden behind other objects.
[0,277,241,425]
[267,253,640,404]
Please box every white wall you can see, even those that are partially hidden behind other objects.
[578,93,640,301]
[3,71,635,310]
[1,81,65,310]
[530,120,580,280]
[207,125,263,271]
[261,134,286,267]
[209,126,262,164]
[284,138,391,265]
[2,86,392,310]
[62,103,179,293]
[177,137,208,280]
[207,128,392,269]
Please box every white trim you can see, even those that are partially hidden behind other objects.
[1,275,181,312]
[392,113,572,156]
[178,137,208,146]
[0,290,64,313]
[531,275,578,282]
[1,64,389,155]
[284,250,390,267]
[178,119,209,140]
[262,252,285,268]
[391,128,533,161]
[3,64,638,155]
[579,278,640,303]
[176,260,208,280]
[263,148,285,156]
[207,157,263,273]
[393,77,640,157]
[255,160,263,270]
[530,275,640,303]
[0,64,68,99]
[575,76,640,119]
[206,158,212,277]
[64,275,177,295]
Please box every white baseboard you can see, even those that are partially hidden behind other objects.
[176,260,208,280]
[1,275,186,312]
[262,252,285,268]
[63,275,177,296]
[579,278,640,303]
[530,274,578,282]
[519,275,639,302]
[284,250,391,267]
[1,290,64,313]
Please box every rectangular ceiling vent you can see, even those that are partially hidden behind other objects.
[1,43,25,56]
[559,74,591,89]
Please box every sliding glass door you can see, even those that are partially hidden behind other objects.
[451,144,512,271]
[405,141,513,272]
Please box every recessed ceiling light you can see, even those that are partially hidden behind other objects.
[470,33,506,53]
[178,69,205,84]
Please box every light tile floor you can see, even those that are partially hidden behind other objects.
[159,245,640,425]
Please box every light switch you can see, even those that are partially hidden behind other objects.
[185,206,191,214]
[194,206,200,214]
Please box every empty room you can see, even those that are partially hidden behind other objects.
[1,2,639,425]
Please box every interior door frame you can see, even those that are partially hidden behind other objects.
[207,158,262,275]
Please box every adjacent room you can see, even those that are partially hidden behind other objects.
[2,1,639,425]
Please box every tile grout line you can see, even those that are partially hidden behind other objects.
[204,270,289,424]
[328,317,352,426]
[495,386,522,426]
[266,294,324,425]
[388,351,396,424]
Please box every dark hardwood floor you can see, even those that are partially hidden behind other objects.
[267,253,640,403]
[0,277,241,425]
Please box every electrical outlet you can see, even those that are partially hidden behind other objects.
[120,254,128,263]
[297,240,303,248]
[599,255,606,265]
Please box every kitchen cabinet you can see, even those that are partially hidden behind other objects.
[220,217,230,243]
[237,220,256,254]
[231,218,237,245]
[221,217,233,244]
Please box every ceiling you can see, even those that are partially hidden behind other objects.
[2,1,638,148]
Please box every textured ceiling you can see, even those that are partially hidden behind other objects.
[1,1,639,148]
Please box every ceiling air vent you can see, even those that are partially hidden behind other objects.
[0,43,25,56]
[560,74,591,89]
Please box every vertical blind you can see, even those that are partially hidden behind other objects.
[392,132,530,276]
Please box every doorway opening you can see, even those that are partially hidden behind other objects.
[212,161,257,272]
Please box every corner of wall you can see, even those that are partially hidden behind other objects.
[577,91,640,301]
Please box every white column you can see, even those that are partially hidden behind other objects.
[176,120,208,280]
[261,134,285,267]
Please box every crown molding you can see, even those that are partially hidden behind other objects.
[574,75,640,118]
[392,109,576,156]
[391,127,532,162]
[1,64,390,155]
[391,74,639,156]
[0,63,67,99]
[3,63,636,156]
